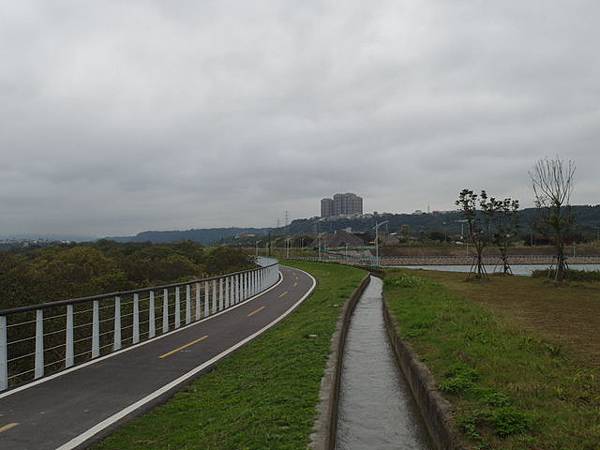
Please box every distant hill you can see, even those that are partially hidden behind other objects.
[108,227,272,245]
[106,205,600,245]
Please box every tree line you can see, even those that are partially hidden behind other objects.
[0,240,254,310]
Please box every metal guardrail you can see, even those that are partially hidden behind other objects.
[0,262,280,392]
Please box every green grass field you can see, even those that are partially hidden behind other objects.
[384,270,600,450]
[94,261,364,450]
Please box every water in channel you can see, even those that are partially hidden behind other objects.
[336,276,431,450]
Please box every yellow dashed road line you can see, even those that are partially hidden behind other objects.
[279,291,288,298]
[247,306,266,317]
[0,423,18,433]
[159,336,208,359]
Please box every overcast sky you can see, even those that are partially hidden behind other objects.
[1,1,599,237]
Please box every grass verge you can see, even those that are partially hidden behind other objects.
[94,261,364,450]
[384,270,600,450]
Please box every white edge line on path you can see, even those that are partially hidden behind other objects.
[0,272,285,400]
[56,267,316,450]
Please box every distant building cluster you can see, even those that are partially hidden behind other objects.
[321,193,363,218]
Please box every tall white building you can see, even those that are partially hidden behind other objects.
[321,193,363,218]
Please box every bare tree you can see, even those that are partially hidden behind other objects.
[481,196,520,274]
[529,157,576,281]
[456,189,488,279]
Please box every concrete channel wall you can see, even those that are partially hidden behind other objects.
[309,264,462,450]
[310,274,371,450]
[382,296,464,450]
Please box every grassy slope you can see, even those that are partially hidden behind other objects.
[384,270,600,450]
[415,270,600,367]
[95,261,364,450]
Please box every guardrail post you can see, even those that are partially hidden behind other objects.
[244,272,248,299]
[162,289,169,334]
[0,316,7,390]
[204,281,210,317]
[175,287,181,329]
[65,305,74,368]
[231,277,235,307]
[233,274,240,305]
[92,300,100,358]
[186,285,191,325]
[133,293,140,344]
[219,278,224,311]
[212,280,217,313]
[113,296,122,351]
[195,283,201,321]
[225,277,229,308]
[240,274,244,301]
[34,309,44,379]
[239,274,243,301]
[149,291,156,339]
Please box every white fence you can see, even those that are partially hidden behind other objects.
[0,262,279,392]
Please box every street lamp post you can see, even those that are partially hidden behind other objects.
[374,220,389,267]
[255,240,262,257]
[317,235,322,261]
[456,219,469,256]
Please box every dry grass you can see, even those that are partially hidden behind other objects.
[410,269,600,367]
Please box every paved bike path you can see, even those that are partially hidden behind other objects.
[0,266,314,450]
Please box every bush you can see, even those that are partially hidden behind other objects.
[531,268,600,282]
[439,363,480,394]
[384,272,430,288]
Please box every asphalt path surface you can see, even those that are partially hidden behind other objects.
[0,266,314,450]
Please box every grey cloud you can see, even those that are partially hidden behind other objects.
[1,0,599,236]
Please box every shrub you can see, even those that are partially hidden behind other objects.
[531,269,600,282]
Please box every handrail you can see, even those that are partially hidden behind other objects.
[0,262,278,316]
[0,261,280,391]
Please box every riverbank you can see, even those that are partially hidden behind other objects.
[93,261,365,450]
[383,270,600,449]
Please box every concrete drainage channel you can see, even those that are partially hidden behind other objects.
[311,274,434,450]
[336,276,431,450]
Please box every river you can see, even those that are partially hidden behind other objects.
[391,264,600,276]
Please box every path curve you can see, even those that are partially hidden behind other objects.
[0,266,315,450]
